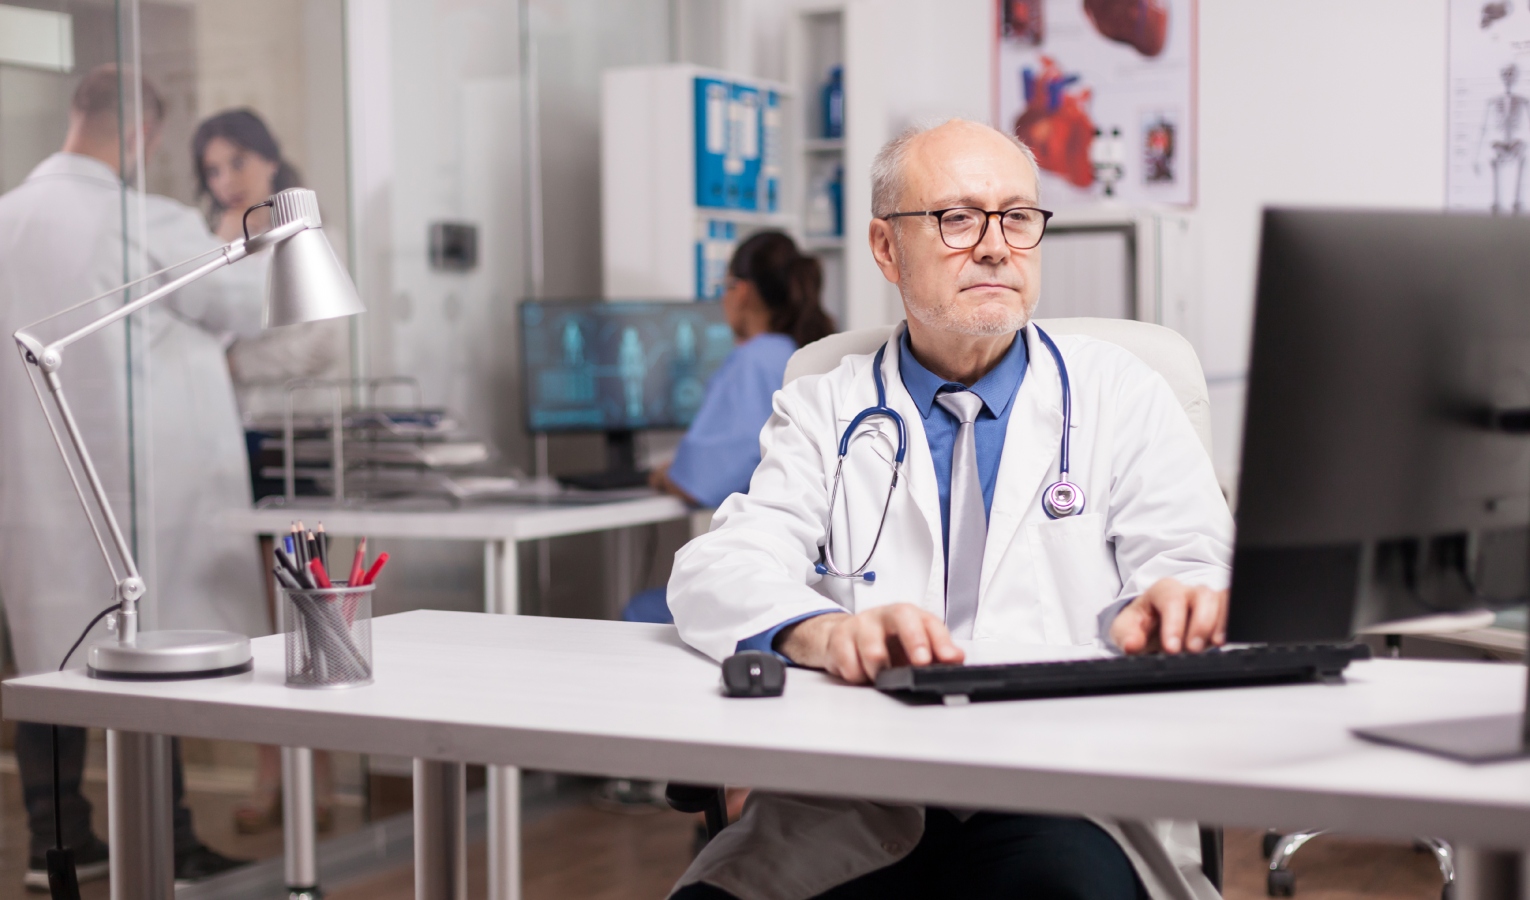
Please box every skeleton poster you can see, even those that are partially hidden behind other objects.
[1449,1,1530,214]
[995,0,1196,207]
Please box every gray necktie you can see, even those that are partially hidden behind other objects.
[935,390,986,639]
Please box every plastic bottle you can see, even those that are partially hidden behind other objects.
[821,66,844,139]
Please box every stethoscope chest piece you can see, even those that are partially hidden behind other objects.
[1042,478,1085,519]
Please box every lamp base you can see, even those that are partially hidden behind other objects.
[88,630,252,680]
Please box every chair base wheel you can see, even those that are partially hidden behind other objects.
[1268,868,1296,897]
[1262,831,1282,859]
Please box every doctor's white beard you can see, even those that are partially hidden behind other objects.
[899,266,1037,337]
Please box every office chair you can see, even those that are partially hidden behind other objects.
[1259,625,1473,899]
[670,318,1228,891]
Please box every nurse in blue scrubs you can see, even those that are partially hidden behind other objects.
[626,231,836,623]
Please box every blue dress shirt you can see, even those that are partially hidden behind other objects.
[668,332,798,508]
[736,329,1029,659]
[896,328,1028,562]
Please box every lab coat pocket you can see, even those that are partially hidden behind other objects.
[1031,513,1118,644]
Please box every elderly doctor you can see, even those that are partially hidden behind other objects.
[667,119,1233,900]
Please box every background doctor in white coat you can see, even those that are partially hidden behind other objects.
[0,65,263,885]
[667,119,1234,900]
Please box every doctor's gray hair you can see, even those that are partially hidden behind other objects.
[870,119,1040,218]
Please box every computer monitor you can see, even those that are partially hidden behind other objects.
[519,300,735,481]
[1226,209,1530,760]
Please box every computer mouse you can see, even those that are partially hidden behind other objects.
[721,650,786,697]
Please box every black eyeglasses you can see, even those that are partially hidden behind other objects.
[880,206,1054,251]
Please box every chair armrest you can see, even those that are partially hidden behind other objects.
[665,783,729,839]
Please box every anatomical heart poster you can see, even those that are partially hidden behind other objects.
[1448,1,1530,214]
[995,0,1196,207]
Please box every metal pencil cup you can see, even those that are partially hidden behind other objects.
[281,584,374,688]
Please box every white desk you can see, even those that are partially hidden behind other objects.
[223,494,690,616]
[9,610,1530,899]
[223,495,689,899]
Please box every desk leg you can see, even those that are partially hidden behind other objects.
[486,537,522,900]
[106,730,174,900]
[605,528,635,619]
[282,747,319,898]
[1454,846,1522,899]
[413,759,466,900]
[484,538,517,615]
[488,765,520,900]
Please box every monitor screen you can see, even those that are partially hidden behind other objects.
[520,300,736,433]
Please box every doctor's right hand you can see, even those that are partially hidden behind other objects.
[775,604,965,685]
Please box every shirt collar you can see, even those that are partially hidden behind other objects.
[898,326,1028,419]
[28,152,121,187]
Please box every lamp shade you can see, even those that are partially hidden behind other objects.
[262,188,366,328]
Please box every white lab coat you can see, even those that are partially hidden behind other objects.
[667,322,1234,900]
[0,153,268,676]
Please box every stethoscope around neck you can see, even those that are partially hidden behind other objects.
[814,325,1084,583]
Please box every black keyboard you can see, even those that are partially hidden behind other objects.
[874,643,1371,704]
[557,469,651,491]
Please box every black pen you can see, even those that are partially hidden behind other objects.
[272,565,302,592]
[275,545,314,590]
[316,523,330,570]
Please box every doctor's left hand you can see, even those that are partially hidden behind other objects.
[1109,578,1228,655]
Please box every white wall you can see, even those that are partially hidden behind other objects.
[748,0,1451,479]
[1197,0,1447,476]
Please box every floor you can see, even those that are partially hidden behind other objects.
[0,663,1465,900]
[328,820,1450,900]
[0,757,1451,900]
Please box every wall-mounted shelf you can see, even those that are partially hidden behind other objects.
[802,235,845,252]
[788,7,848,324]
[803,138,845,153]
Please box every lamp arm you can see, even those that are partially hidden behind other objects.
[15,219,304,367]
[8,217,305,647]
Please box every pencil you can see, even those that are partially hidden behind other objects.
[348,537,367,588]
[316,523,329,570]
[360,552,390,586]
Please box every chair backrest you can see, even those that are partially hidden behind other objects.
[782,318,1213,458]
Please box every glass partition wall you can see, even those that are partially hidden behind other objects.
[1,0,705,884]
[1,0,362,875]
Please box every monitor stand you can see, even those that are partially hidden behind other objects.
[1353,617,1530,762]
[557,430,651,491]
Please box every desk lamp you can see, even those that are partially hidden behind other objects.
[13,188,364,679]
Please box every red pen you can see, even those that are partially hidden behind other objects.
[308,558,333,589]
[360,552,390,586]
[348,538,367,587]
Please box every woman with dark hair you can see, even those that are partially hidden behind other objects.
[630,231,835,623]
[651,230,834,506]
[192,108,340,836]
[193,108,302,240]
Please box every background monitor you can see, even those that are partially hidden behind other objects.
[1227,208,1530,644]
[520,299,735,435]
